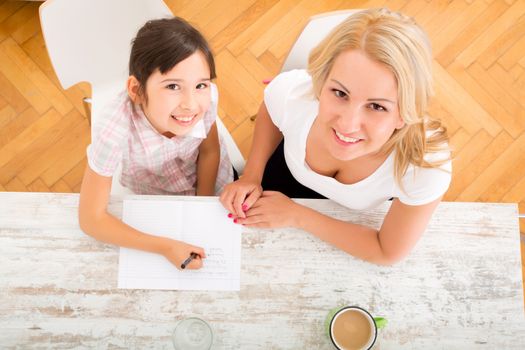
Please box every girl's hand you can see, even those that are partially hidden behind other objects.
[161,239,206,270]
[219,176,263,219]
[235,191,304,228]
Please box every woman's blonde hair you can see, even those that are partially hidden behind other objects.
[308,8,450,186]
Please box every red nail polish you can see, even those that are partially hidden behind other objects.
[242,204,248,211]
[227,213,233,218]
[234,219,238,223]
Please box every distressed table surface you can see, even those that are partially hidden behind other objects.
[0,192,524,349]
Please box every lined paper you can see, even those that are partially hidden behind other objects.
[118,197,241,291]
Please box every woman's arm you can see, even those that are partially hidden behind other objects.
[239,191,441,265]
[296,198,441,265]
[196,123,220,196]
[219,102,283,216]
[78,166,206,268]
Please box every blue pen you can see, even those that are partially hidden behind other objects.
[181,252,199,269]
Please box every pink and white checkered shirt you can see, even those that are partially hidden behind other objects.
[87,84,233,195]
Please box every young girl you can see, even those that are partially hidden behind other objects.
[79,17,233,270]
[220,8,451,265]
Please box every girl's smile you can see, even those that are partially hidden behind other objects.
[170,113,199,126]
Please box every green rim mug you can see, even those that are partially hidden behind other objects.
[325,306,387,350]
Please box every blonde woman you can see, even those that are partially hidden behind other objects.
[220,8,451,265]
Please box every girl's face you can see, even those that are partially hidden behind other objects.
[317,49,405,162]
[136,51,212,137]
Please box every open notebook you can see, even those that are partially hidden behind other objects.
[118,196,241,291]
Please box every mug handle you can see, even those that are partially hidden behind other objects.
[325,307,341,336]
[373,317,387,329]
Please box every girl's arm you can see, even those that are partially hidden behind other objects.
[78,166,206,268]
[219,102,283,216]
[196,123,220,196]
[240,191,441,265]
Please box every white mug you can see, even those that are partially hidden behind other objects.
[327,306,385,350]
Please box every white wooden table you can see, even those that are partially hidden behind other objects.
[0,192,524,349]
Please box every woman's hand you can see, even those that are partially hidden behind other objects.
[234,191,304,228]
[161,239,206,270]
[219,176,263,218]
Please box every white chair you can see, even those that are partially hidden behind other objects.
[39,0,245,195]
[280,10,359,72]
[250,9,358,121]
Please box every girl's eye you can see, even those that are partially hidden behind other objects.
[196,83,208,90]
[369,103,387,112]
[331,89,347,99]
[167,84,180,90]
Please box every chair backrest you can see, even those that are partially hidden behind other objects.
[40,0,172,90]
[39,0,173,129]
[280,10,359,72]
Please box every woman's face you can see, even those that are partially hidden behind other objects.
[317,49,405,162]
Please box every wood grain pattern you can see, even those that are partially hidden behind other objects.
[0,192,523,348]
[1,38,73,115]
[0,43,52,114]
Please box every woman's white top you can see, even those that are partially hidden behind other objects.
[264,69,452,210]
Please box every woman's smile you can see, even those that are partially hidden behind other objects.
[333,129,363,145]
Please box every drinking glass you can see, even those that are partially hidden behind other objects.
[172,317,213,350]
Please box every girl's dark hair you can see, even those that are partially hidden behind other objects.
[129,17,216,98]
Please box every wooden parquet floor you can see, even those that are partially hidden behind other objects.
[0,0,524,277]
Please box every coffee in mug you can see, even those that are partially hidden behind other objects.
[329,306,377,350]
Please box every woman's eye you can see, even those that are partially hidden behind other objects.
[332,89,347,99]
[370,103,387,112]
[196,83,208,90]
[167,84,179,90]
